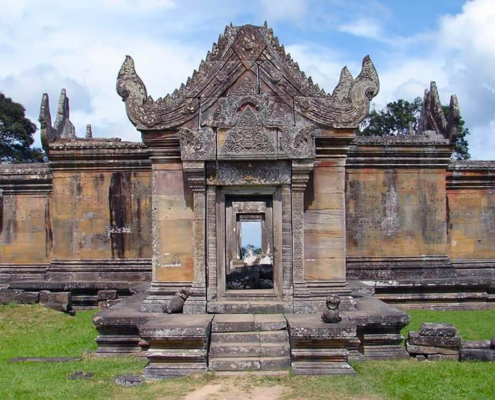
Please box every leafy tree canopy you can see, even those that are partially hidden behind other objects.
[0,93,44,163]
[359,97,470,160]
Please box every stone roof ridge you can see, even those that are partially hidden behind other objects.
[418,81,460,142]
[117,22,379,130]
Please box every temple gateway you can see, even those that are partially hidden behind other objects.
[1,24,494,376]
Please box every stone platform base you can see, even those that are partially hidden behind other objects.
[286,314,356,376]
[140,314,213,379]
[92,291,411,378]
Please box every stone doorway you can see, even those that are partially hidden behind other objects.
[225,195,274,292]
[215,187,283,304]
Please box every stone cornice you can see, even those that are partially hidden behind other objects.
[47,139,151,172]
[0,163,52,194]
[347,135,453,168]
[447,160,495,189]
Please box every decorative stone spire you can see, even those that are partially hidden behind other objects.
[39,89,77,149]
[418,81,460,141]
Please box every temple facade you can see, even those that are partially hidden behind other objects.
[1,23,495,376]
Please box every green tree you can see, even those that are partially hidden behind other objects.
[359,97,470,160]
[0,93,44,163]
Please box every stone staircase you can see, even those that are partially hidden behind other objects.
[208,314,290,373]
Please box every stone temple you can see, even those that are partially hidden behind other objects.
[1,23,494,376]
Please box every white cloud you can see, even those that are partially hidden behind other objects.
[337,17,384,41]
[1,0,494,160]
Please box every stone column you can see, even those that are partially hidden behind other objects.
[292,159,315,313]
[183,161,207,314]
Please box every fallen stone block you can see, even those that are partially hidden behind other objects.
[39,291,72,313]
[419,323,456,337]
[491,336,495,349]
[70,371,94,380]
[462,340,491,350]
[460,349,494,362]
[408,331,461,348]
[0,289,39,305]
[115,375,144,386]
[406,343,459,355]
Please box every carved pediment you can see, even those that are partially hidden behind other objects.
[117,23,379,131]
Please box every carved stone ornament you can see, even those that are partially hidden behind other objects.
[294,56,380,129]
[418,81,460,141]
[179,127,216,160]
[39,89,77,148]
[117,23,379,131]
[219,107,276,158]
[207,161,291,186]
[280,126,316,159]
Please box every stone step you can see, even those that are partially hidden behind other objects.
[209,357,261,371]
[260,343,290,357]
[212,314,287,333]
[210,343,261,357]
[260,330,289,342]
[209,356,290,371]
[211,332,260,343]
[211,330,289,343]
[207,301,287,314]
[214,370,289,377]
[209,342,290,358]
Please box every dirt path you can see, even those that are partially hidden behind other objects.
[184,381,287,400]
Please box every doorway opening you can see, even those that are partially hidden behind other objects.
[225,195,274,291]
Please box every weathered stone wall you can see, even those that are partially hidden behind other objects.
[345,136,454,282]
[346,167,447,257]
[50,170,151,260]
[447,161,495,278]
[0,164,52,282]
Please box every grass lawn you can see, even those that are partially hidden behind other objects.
[0,304,494,400]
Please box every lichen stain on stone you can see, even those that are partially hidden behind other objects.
[44,197,53,258]
[381,170,399,237]
[109,172,132,259]
[346,179,366,248]
[4,196,17,245]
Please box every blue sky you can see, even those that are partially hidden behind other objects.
[1,0,494,159]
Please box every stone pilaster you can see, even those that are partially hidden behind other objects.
[183,161,207,314]
[292,159,315,313]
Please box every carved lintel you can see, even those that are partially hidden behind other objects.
[179,127,216,161]
[207,161,291,186]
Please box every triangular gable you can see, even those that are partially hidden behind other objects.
[117,23,379,131]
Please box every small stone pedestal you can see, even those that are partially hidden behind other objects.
[286,314,357,376]
[139,314,213,379]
